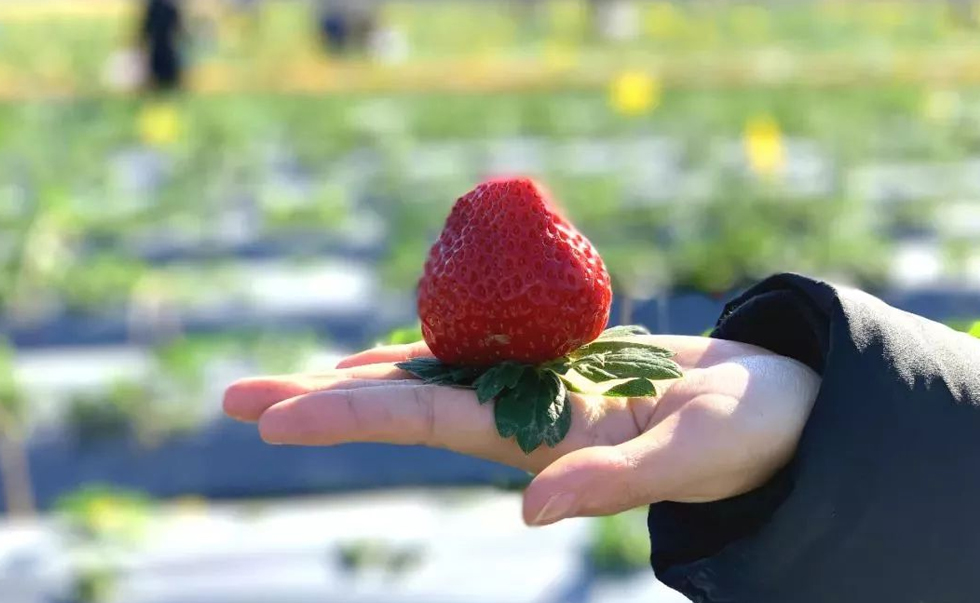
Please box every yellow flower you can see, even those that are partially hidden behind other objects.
[610,71,661,117]
[744,115,785,178]
[85,495,148,539]
[138,101,182,147]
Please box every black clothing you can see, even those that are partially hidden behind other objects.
[649,273,980,602]
[141,0,183,90]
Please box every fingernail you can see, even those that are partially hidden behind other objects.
[531,493,576,526]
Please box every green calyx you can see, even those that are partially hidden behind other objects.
[396,325,683,455]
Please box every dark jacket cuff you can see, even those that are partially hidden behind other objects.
[649,272,980,603]
[648,274,832,592]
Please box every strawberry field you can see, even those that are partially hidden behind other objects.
[3,84,979,316]
[0,0,979,553]
[2,2,980,601]
[3,1,980,453]
[0,0,977,421]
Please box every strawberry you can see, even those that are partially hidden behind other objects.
[398,177,682,454]
[417,177,612,366]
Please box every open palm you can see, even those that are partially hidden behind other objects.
[224,336,819,525]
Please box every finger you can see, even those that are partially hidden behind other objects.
[223,365,412,422]
[524,380,772,525]
[521,399,720,526]
[257,383,495,453]
[255,383,589,472]
[335,341,432,369]
[521,442,667,526]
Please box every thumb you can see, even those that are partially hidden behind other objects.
[521,431,676,527]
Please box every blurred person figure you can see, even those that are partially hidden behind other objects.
[140,0,185,91]
[318,0,378,56]
[589,0,640,42]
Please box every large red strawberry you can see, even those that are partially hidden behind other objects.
[398,177,681,455]
[418,177,612,366]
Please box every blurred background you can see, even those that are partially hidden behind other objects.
[2,0,980,601]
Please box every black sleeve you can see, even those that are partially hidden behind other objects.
[648,273,980,603]
[142,3,156,37]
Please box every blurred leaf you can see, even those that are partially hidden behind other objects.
[248,331,320,374]
[54,485,154,544]
[153,336,220,389]
[73,564,117,603]
[337,539,425,574]
[381,323,424,346]
[0,340,24,429]
[588,509,651,576]
[66,388,134,443]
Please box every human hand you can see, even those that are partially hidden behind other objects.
[223,336,819,526]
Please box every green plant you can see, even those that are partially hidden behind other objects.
[588,508,650,576]
[55,485,155,603]
[336,539,425,575]
[381,323,424,346]
[0,339,35,517]
[54,485,153,543]
[72,563,117,603]
[949,320,980,337]
[66,385,137,442]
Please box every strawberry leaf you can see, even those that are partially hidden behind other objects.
[604,378,657,397]
[396,357,444,379]
[494,369,572,454]
[494,372,536,439]
[572,361,618,382]
[494,393,527,439]
[542,358,571,375]
[571,338,674,359]
[516,424,545,454]
[540,377,572,448]
[571,348,682,384]
[395,341,677,455]
[473,362,526,404]
[560,376,584,393]
[597,325,651,340]
[396,358,485,387]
